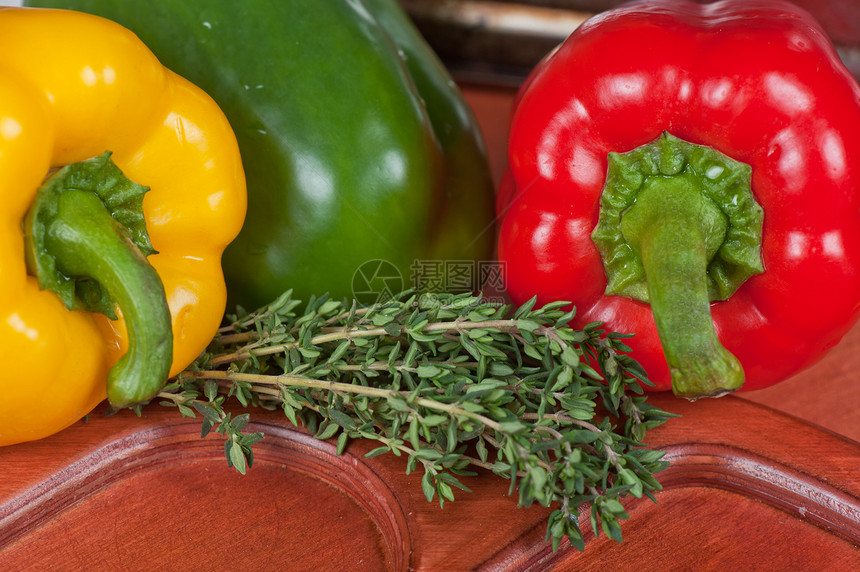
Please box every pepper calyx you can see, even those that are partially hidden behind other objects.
[25,152,157,318]
[592,132,764,303]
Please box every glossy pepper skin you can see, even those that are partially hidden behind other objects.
[0,8,246,445]
[497,0,860,395]
[32,0,497,310]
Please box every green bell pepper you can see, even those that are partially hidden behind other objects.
[29,0,496,309]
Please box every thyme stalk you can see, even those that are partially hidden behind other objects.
[155,290,676,551]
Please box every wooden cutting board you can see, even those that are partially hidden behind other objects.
[0,393,857,570]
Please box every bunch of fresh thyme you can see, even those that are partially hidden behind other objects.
[154,290,675,551]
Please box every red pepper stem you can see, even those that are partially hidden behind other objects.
[43,190,172,407]
[620,172,744,399]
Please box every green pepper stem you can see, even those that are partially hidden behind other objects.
[44,190,172,407]
[620,173,744,399]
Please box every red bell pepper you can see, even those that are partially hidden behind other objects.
[497,0,860,398]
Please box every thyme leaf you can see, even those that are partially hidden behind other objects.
[156,290,676,551]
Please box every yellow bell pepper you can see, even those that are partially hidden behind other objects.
[0,8,246,445]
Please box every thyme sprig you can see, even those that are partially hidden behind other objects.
[157,290,675,551]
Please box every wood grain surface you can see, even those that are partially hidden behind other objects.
[0,392,857,570]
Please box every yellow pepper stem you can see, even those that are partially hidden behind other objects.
[24,153,173,407]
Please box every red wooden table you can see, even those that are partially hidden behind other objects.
[0,85,857,571]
